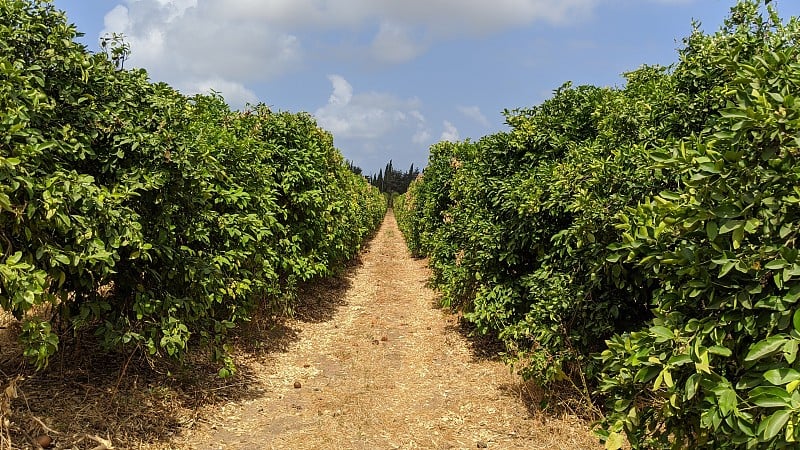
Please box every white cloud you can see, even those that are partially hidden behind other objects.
[371,22,427,64]
[155,0,197,21]
[314,75,425,140]
[409,110,426,122]
[328,75,354,105]
[102,1,302,89]
[412,129,432,145]
[457,106,490,126]
[440,121,460,142]
[99,0,606,97]
[103,5,130,35]
[206,0,599,33]
[409,110,432,145]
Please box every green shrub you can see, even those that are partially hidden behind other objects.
[398,80,669,383]
[0,0,385,372]
[399,1,800,447]
[598,4,800,447]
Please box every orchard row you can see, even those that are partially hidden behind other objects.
[0,1,385,375]
[397,2,800,448]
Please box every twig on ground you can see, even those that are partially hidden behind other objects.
[0,375,22,450]
[75,433,115,450]
[112,346,140,400]
[29,415,60,436]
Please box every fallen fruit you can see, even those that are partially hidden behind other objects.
[294,381,302,389]
[381,336,388,342]
[34,435,53,448]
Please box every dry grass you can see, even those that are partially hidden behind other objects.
[0,326,256,449]
[0,211,602,449]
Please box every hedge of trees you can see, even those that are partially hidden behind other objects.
[0,0,385,375]
[368,160,420,195]
[396,2,800,447]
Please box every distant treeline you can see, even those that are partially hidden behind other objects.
[348,160,420,194]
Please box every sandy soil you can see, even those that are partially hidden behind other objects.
[179,211,601,450]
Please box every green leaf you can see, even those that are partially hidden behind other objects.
[720,261,736,278]
[699,162,721,174]
[708,346,732,357]
[788,286,800,303]
[650,326,674,342]
[650,152,672,162]
[660,190,681,201]
[714,130,737,141]
[53,254,70,265]
[760,409,792,440]
[751,387,792,408]
[744,218,760,234]
[706,221,719,241]
[767,259,789,270]
[794,310,800,333]
[745,335,787,362]
[686,373,699,400]
[6,251,22,265]
[718,388,737,416]
[713,205,741,218]
[720,108,750,120]
[654,370,664,390]
[765,368,800,386]
[635,366,661,383]
[768,92,784,103]
[719,220,742,234]
[605,431,625,450]
[663,369,674,388]
[668,354,693,366]
[695,348,711,374]
[733,227,744,249]
[785,340,799,364]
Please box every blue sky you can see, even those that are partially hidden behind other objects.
[51,0,800,175]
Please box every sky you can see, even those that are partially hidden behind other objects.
[50,0,800,176]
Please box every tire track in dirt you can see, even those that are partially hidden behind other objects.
[182,210,600,450]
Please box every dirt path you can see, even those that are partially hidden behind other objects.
[180,211,600,450]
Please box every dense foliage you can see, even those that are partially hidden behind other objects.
[0,0,385,374]
[397,1,800,447]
